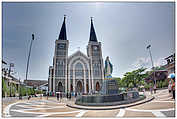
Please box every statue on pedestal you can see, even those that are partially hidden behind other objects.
[104,56,113,79]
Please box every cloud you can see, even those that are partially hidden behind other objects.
[154,58,167,67]
[131,57,167,71]
[132,57,151,69]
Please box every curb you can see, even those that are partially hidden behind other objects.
[66,96,155,110]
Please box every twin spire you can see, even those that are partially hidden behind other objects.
[89,17,98,42]
[58,15,98,42]
[58,15,67,40]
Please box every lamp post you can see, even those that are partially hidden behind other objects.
[25,34,35,81]
[25,34,35,96]
[8,63,14,97]
[19,77,22,100]
[146,45,156,92]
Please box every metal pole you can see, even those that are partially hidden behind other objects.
[8,64,12,97]
[25,34,35,97]
[147,45,156,90]
[25,34,34,81]
[8,64,11,77]
[19,78,22,99]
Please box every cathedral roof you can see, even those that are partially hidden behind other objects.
[89,17,98,42]
[68,50,89,62]
[58,15,67,40]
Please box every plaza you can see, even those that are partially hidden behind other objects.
[2,2,175,118]
[3,89,175,117]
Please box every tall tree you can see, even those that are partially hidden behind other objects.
[122,68,148,88]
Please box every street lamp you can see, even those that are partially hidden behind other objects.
[8,63,14,97]
[25,34,35,96]
[19,77,22,100]
[25,34,35,81]
[146,45,156,92]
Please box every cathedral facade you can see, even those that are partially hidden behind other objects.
[48,16,104,94]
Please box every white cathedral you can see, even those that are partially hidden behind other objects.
[48,16,105,94]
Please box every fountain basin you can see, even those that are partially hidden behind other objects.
[75,91,144,106]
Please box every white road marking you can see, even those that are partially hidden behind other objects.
[75,110,87,117]
[16,104,65,108]
[152,101,175,103]
[4,101,20,117]
[37,114,51,117]
[20,106,66,111]
[116,109,125,117]
[156,94,170,98]
[152,111,166,117]
[11,109,82,115]
[158,97,173,101]
[153,90,168,97]
[126,108,175,112]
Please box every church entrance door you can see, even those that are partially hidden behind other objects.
[70,84,73,92]
[86,84,89,93]
[96,82,100,91]
[76,81,82,93]
[58,82,63,92]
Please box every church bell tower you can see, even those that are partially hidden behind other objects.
[53,15,69,93]
[87,17,104,92]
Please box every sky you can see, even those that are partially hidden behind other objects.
[2,2,175,81]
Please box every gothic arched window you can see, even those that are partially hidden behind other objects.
[75,62,84,78]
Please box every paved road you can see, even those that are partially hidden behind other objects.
[4,89,175,117]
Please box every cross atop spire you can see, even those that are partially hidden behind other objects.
[89,17,98,42]
[91,17,93,21]
[58,15,67,40]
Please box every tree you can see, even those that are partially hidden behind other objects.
[2,78,8,97]
[114,77,122,87]
[121,67,148,88]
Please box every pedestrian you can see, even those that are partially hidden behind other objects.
[143,88,146,96]
[40,94,42,99]
[168,79,172,94]
[153,84,156,94]
[57,93,59,101]
[150,85,153,95]
[69,92,71,100]
[28,95,31,100]
[75,92,77,98]
[47,92,49,100]
[66,92,68,99]
[60,92,62,102]
[171,76,175,99]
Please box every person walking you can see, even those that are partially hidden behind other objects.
[69,92,71,100]
[47,92,49,100]
[60,92,62,102]
[57,92,59,101]
[171,76,175,99]
[143,88,146,96]
[153,84,156,94]
[150,85,153,95]
[168,79,172,94]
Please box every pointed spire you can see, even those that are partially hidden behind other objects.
[58,15,67,40]
[89,17,98,42]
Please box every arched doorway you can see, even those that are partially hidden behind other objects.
[58,82,63,92]
[96,82,100,91]
[86,84,89,93]
[70,84,73,92]
[76,81,82,93]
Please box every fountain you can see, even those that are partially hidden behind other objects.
[75,56,144,106]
